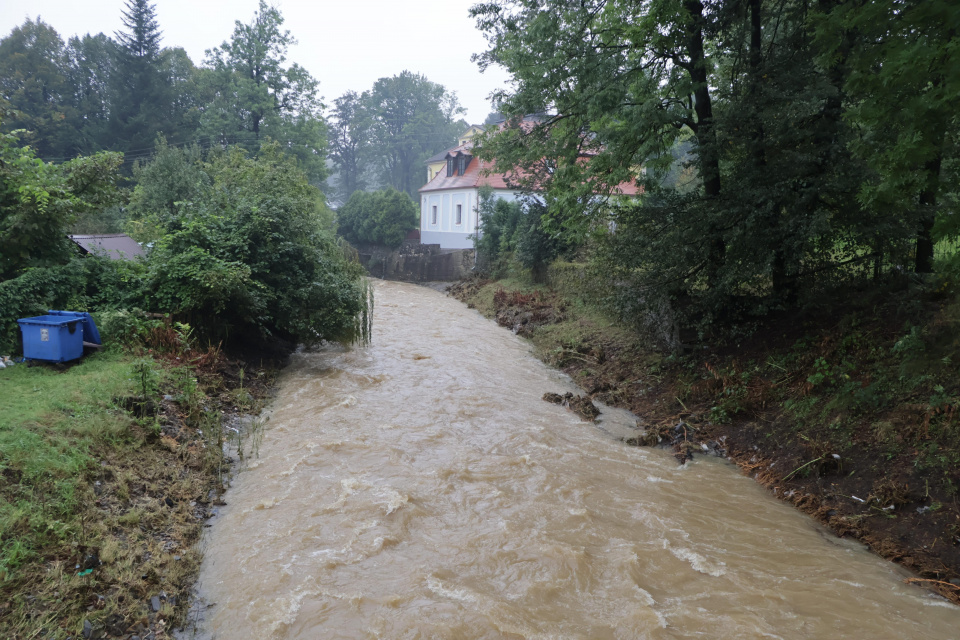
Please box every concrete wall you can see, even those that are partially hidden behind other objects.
[357,241,475,282]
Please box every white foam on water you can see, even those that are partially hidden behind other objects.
[668,545,727,577]
[379,487,409,514]
[426,577,476,603]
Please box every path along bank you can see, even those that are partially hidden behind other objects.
[449,274,960,605]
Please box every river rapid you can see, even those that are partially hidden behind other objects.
[191,280,960,639]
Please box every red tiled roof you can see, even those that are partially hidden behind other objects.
[419,156,514,192]
[419,154,642,196]
[420,116,642,196]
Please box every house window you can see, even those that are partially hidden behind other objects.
[432,205,438,225]
[456,204,462,225]
[446,158,454,177]
[458,154,467,175]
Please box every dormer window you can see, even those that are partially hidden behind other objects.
[458,154,470,175]
[446,157,454,177]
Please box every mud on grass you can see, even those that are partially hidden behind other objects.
[450,275,960,606]
[0,347,278,639]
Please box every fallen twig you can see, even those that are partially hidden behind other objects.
[782,456,824,482]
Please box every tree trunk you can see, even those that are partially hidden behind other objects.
[915,154,942,274]
[683,0,725,283]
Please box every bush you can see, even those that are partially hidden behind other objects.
[475,189,569,281]
[0,256,148,355]
[336,188,418,248]
[138,144,369,345]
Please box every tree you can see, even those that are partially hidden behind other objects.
[201,1,327,183]
[471,0,726,274]
[816,0,960,274]
[0,19,74,159]
[328,91,371,202]
[362,71,466,197]
[336,188,418,248]
[471,0,905,326]
[109,0,172,153]
[64,33,118,155]
[0,126,122,280]
[141,142,367,344]
[125,137,209,243]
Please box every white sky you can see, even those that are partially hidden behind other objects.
[0,0,511,125]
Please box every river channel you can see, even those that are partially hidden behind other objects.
[191,280,959,639]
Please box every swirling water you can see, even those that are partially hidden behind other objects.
[191,280,959,639]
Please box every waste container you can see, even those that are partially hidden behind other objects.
[46,310,101,345]
[17,315,84,362]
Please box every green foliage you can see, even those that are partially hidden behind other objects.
[125,137,210,243]
[327,91,372,202]
[137,143,368,345]
[336,188,419,248]
[0,19,76,159]
[472,0,960,335]
[475,189,572,282]
[360,72,466,197]
[200,1,327,183]
[0,129,123,280]
[93,308,161,347]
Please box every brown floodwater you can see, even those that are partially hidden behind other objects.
[190,280,960,639]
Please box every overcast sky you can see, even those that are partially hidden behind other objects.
[0,0,512,125]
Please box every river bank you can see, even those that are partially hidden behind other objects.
[0,341,281,640]
[449,275,960,605]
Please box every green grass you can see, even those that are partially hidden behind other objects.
[0,350,138,581]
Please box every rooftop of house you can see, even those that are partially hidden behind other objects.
[419,147,642,196]
[69,234,145,260]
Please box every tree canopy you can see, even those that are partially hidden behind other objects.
[336,188,419,248]
[471,0,960,327]
[328,72,467,200]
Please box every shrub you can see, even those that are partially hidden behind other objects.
[336,188,418,248]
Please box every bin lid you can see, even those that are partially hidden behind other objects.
[47,310,101,345]
[18,315,83,326]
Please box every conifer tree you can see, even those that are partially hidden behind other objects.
[109,0,171,153]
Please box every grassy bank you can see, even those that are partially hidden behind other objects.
[450,273,960,605]
[0,343,276,639]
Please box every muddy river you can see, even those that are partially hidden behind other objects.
[190,280,959,639]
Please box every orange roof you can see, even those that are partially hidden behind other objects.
[421,115,642,196]
[419,153,642,196]
[419,156,513,192]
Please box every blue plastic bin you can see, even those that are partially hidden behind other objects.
[17,315,84,362]
[47,310,101,345]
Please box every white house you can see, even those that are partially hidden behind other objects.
[419,125,642,249]
[418,141,523,249]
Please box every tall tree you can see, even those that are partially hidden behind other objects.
[64,33,118,155]
[109,0,173,153]
[471,0,726,279]
[816,0,960,274]
[328,91,371,202]
[471,0,886,323]
[201,1,326,183]
[362,71,466,197]
[0,19,74,159]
